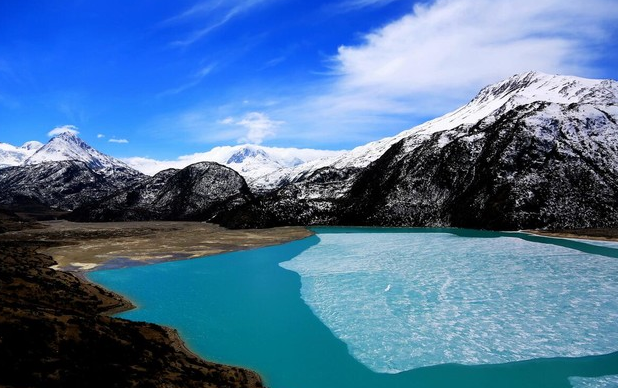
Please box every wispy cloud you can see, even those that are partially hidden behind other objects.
[48,125,79,137]
[109,138,129,144]
[260,56,287,70]
[328,0,402,13]
[165,0,276,47]
[326,0,618,114]
[158,63,216,97]
[161,0,227,25]
[0,60,22,83]
[97,134,105,139]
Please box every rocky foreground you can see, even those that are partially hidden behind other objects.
[0,210,264,388]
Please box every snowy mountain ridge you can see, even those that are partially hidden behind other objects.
[252,71,618,190]
[0,133,342,187]
[0,141,43,167]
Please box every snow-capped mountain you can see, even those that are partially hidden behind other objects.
[0,141,43,168]
[215,71,618,230]
[24,132,138,176]
[123,144,343,188]
[0,133,144,211]
[255,71,618,190]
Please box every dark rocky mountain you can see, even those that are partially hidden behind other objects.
[213,165,361,228]
[0,161,143,212]
[216,72,618,230]
[0,132,146,213]
[70,162,255,222]
[338,101,618,230]
[0,132,257,221]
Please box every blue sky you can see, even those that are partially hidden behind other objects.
[1,0,618,159]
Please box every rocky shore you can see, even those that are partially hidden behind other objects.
[0,210,308,388]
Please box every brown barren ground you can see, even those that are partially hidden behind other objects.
[0,213,312,388]
[524,228,618,242]
[3,220,312,271]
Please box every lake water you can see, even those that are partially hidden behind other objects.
[88,228,618,388]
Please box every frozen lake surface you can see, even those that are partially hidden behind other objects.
[89,228,618,388]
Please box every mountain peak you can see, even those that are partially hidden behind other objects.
[23,133,137,174]
[226,146,269,164]
[20,141,44,151]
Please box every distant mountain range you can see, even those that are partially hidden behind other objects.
[122,145,343,191]
[0,133,343,191]
[2,71,617,230]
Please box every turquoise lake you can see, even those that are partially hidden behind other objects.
[88,228,618,388]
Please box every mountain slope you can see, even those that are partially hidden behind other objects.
[255,71,618,191]
[0,134,145,212]
[339,101,618,229]
[217,72,618,230]
[0,161,131,211]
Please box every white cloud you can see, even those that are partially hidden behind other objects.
[232,112,283,144]
[219,117,235,125]
[48,125,79,137]
[55,91,89,123]
[151,0,618,149]
[325,0,618,117]
[109,138,129,144]
[97,134,105,138]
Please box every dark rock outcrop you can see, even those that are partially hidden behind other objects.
[0,161,144,211]
[70,162,254,222]
[338,102,618,230]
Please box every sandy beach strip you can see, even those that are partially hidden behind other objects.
[524,228,618,242]
[1,220,313,272]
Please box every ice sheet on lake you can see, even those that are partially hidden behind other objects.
[569,375,618,388]
[280,232,618,373]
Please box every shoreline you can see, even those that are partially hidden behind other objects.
[0,218,314,388]
[0,240,268,388]
[523,228,618,242]
[5,220,314,272]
